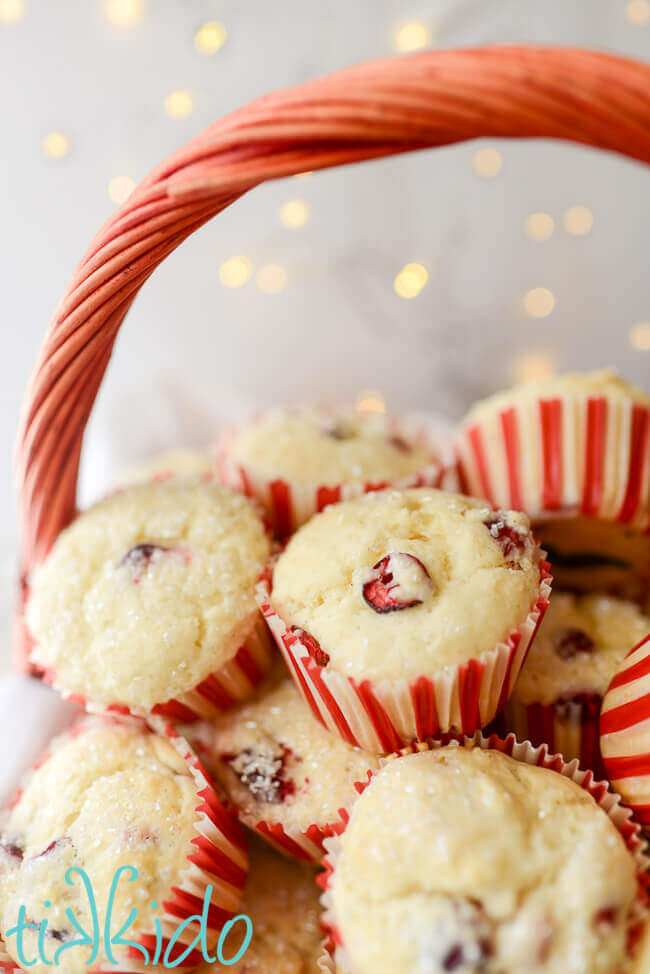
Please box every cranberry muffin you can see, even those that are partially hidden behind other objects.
[322,744,641,974]
[261,487,550,751]
[201,836,322,973]
[0,717,247,974]
[209,672,379,863]
[27,480,273,718]
[217,407,452,538]
[500,592,650,770]
[457,370,650,601]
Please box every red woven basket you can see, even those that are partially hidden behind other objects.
[14,45,650,673]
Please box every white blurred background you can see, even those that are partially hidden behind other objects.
[0,0,649,669]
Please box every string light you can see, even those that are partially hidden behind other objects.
[563,205,593,236]
[219,256,253,288]
[395,21,431,52]
[108,175,136,205]
[625,0,650,24]
[280,199,310,229]
[394,263,429,299]
[0,0,25,23]
[523,288,555,318]
[194,21,227,55]
[472,148,502,178]
[629,322,650,351]
[164,90,194,119]
[514,352,555,383]
[256,264,287,294]
[42,131,70,160]
[524,212,554,241]
[103,0,144,28]
[356,390,386,414]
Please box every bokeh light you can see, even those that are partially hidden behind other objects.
[356,390,387,414]
[514,352,555,383]
[108,175,136,205]
[280,199,310,229]
[219,256,253,288]
[42,131,70,160]
[0,0,26,23]
[524,212,554,242]
[563,205,593,236]
[103,0,144,28]
[395,21,431,52]
[523,288,555,318]
[394,263,429,299]
[472,148,503,178]
[629,322,650,351]
[164,89,194,119]
[256,264,287,294]
[625,0,650,24]
[194,21,227,55]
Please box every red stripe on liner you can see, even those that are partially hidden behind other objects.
[539,398,563,510]
[581,396,607,515]
[256,822,314,863]
[468,426,495,505]
[316,484,341,512]
[604,752,650,779]
[233,643,263,686]
[411,676,440,740]
[500,408,523,511]
[458,658,484,734]
[619,404,650,523]
[354,679,402,753]
[269,479,293,539]
[600,692,650,735]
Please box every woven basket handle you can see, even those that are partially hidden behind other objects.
[16,45,650,574]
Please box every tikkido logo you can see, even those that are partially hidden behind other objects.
[6,866,253,968]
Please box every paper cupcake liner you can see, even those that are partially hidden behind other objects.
[216,411,458,540]
[0,715,248,973]
[35,611,276,724]
[317,732,650,974]
[496,691,605,777]
[457,393,650,530]
[601,634,650,827]
[256,562,552,754]
[250,819,332,866]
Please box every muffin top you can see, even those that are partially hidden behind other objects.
[119,447,213,486]
[210,674,379,832]
[513,593,650,705]
[0,718,203,974]
[226,408,437,486]
[462,369,650,425]
[271,488,543,681]
[329,746,638,974]
[27,480,271,711]
[201,837,322,974]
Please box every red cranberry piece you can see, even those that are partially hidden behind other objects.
[48,928,73,943]
[483,513,530,566]
[290,626,330,666]
[362,552,433,614]
[120,543,169,575]
[594,906,618,930]
[321,421,353,441]
[33,836,70,860]
[226,746,295,804]
[388,434,412,453]
[1,840,23,861]
[426,899,493,972]
[554,627,596,661]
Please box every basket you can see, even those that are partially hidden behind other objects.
[13,45,650,674]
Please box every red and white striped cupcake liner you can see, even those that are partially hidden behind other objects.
[256,562,552,754]
[317,733,650,973]
[601,634,650,828]
[216,410,458,540]
[496,691,605,777]
[0,715,249,973]
[35,611,276,724]
[457,393,650,530]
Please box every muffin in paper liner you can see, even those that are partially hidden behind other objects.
[495,592,650,776]
[26,480,276,723]
[456,371,650,601]
[216,408,458,540]
[317,733,650,974]
[256,559,552,754]
[0,715,249,973]
[195,674,380,865]
[601,634,650,828]
[37,611,276,725]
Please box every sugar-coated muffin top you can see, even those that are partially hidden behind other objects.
[271,488,542,681]
[462,369,650,425]
[200,837,322,974]
[211,674,379,831]
[329,747,638,974]
[27,480,271,711]
[227,408,437,486]
[514,593,650,705]
[0,718,201,974]
[119,447,214,486]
